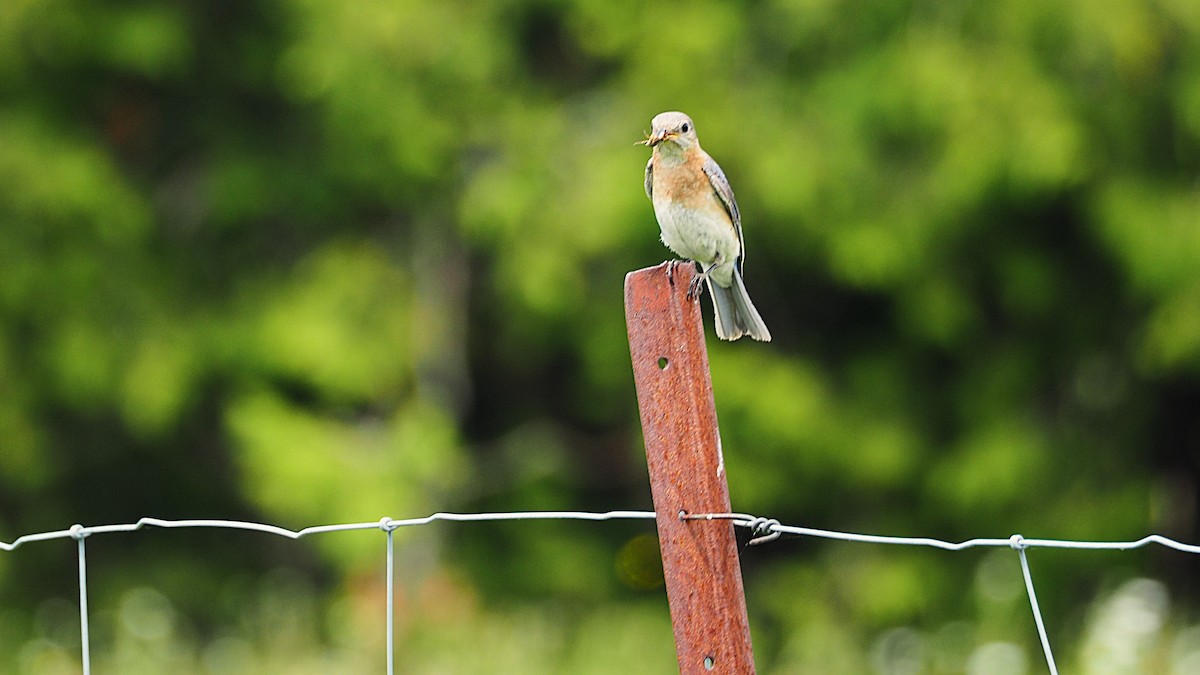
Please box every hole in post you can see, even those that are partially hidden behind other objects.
[657,357,669,370]
[703,655,715,670]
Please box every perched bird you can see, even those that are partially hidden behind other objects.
[641,111,771,341]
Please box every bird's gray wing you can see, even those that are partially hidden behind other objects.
[702,156,745,270]
[644,157,654,200]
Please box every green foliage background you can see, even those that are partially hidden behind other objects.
[2,0,1200,672]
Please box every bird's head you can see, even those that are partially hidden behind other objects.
[639,111,698,152]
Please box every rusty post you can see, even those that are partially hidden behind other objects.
[624,262,756,674]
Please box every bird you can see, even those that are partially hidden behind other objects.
[640,111,771,342]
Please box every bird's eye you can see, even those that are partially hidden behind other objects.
[681,123,690,133]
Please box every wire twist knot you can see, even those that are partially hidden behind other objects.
[747,517,781,546]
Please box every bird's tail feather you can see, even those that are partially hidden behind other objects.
[708,270,771,342]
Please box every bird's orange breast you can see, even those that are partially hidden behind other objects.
[652,151,722,212]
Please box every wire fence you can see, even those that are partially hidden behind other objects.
[5,510,1200,674]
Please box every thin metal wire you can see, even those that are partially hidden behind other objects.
[688,514,1200,675]
[744,517,782,546]
[385,519,395,675]
[5,509,1198,675]
[0,511,659,551]
[71,525,91,675]
[0,511,656,673]
[1012,537,1058,675]
[683,512,1200,554]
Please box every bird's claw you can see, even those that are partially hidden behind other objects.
[687,260,715,301]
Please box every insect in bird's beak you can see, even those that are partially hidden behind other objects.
[640,129,668,147]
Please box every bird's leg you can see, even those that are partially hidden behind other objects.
[687,255,723,300]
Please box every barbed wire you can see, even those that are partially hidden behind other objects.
[6,510,1199,674]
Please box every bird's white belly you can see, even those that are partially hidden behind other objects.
[653,199,738,284]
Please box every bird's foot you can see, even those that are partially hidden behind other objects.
[687,259,719,300]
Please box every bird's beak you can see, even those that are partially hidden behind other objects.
[641,129,669,147]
